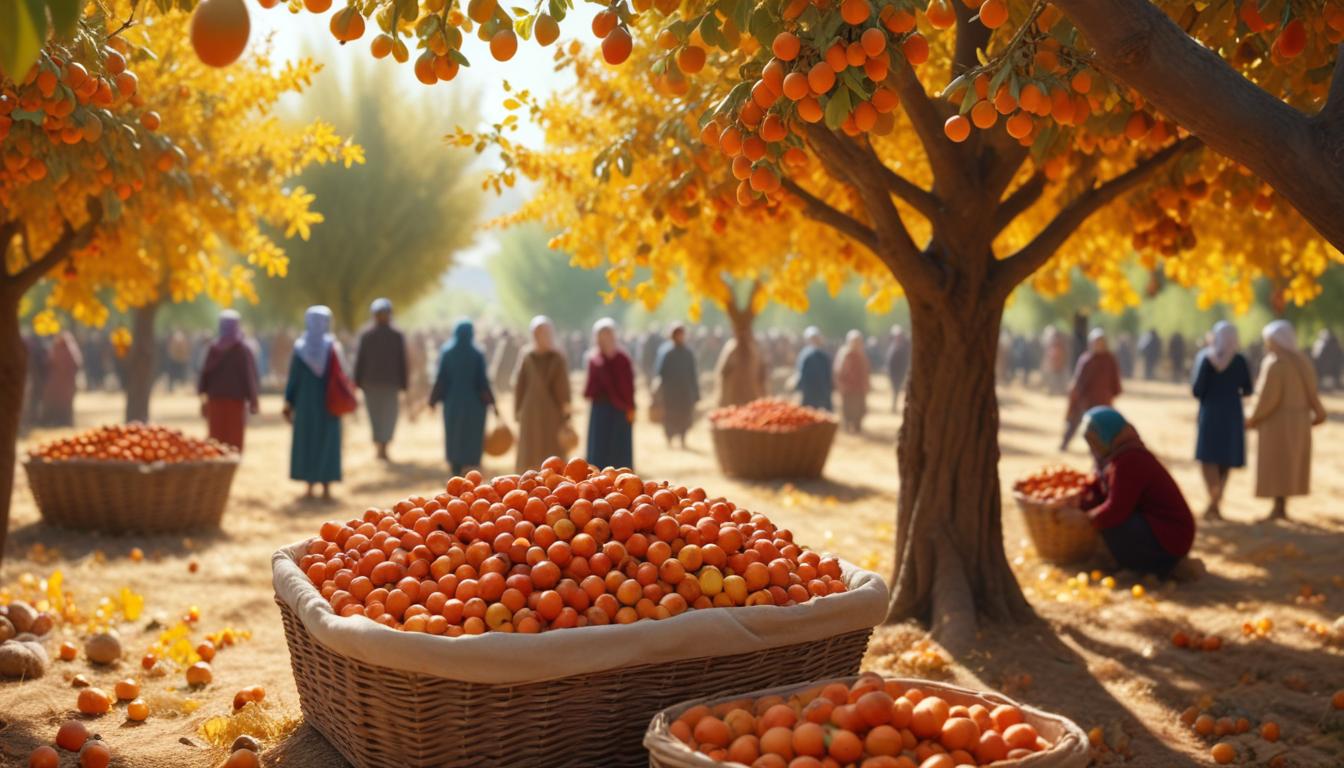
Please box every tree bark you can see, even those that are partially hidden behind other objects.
[1054,0,1344,251]
[719,293,766,406]
[124,303,159,423]
[887,288,1031,653]
[0,286,25,565]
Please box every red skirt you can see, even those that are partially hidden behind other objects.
[207,398,247,451]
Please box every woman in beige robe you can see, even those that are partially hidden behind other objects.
[513,315,572,472]
[1246,320,1327,520]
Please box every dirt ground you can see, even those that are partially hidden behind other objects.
[1,376,1341,767]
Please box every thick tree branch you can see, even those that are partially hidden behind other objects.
[0,221,19,278]
[1054,0,1344,252]
[780,177,878,253]
[857,140,941,221]
[1323,42,1344,129]
[889,56,968,193]
[990,172,1047,236]
[990,138,1197,296]
[10,202,103,291]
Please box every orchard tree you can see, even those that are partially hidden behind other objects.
[0,5,360,559]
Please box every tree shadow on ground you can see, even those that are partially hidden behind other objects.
[265,722,351,768]
[731,475,885,504]
[4,519,235,563]
[345,459,450,496]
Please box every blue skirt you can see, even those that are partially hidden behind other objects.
[587,400,633,470]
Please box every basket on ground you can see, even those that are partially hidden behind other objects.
[710,419,838,480]
[23,455,239,533]
[645,675,1090,768]
[273,542,887,768]
[1013,492,1098,565]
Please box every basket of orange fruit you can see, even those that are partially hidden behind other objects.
[23,423,239,533]
[271,457,889,768]
[644,673,1089,768]
[708,399,838,480]
[1011,465,1098,565]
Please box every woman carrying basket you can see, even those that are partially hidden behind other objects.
[1079,407,1195,577]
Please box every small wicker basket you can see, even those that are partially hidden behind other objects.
[645,676,1090,768]
[274,545,885,768]
[709,419,838,480]
[22,455,239,533]
[483,422,514,457]
[1012,492,1098,564]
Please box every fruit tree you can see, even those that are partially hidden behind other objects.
[0,5,361,560]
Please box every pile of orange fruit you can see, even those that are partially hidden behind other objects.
[668,673,1055,767]
[1012,465,1093,504]
[29,424,232,463]
[301,458,848,635]
[709,399,833,433]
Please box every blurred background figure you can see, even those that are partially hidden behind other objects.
[513,315,571,472]
[835,330,870,433]
[1040,326,1069,396]
[40,331,82,427]
[886,325,910,412]
[164,329,191,393]
[1190,322,1253,520]
[794,327,833,412]
[1115,332,1135,379]
[284,306,343,500]
[654,324,699,449]
[584,318,635,470]
[489,329,520,395]
[405,331,430,423]
[1138,329,1162,381]
[197,310,260,451]
[1062,328,1122,450]
[1311,328,1343,391]
[1247,321,1328,521]
[430,319,496,476]
[353,298,408,461]
[21,333,47,434]
[1167,332,1188,383]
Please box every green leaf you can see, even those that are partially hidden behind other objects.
[840,68,870,100]
[748,6,779,47]
[823,88,851,129]
[942,71,970,99]
[48,0,80,38]
[0,0,42,84]
[448,48,470,66]
[988,64,1011,96]
[732,0,751,35]
[959,84,978,115]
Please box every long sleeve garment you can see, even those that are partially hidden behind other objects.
[1248,349,1326,498]
[198,342,260,408]
[1067,350,1122,421]
[353,324,409,391]
[285,350,342,483]
[1082,444,1194,559]
[513,348,571,472]
[430,340,495,468]
[795,347,834,411]
[1191,351,1253,467]
[655,341,699,438]
[583,350,636,413]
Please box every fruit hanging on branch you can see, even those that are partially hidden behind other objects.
[190,0,251,67]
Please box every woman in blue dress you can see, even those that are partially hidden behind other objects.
[284,306,344,500]
[430,319,496,475]
[1191,321,1254,520]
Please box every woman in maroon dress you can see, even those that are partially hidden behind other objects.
[584,318,635,469]
[197,310,259,450]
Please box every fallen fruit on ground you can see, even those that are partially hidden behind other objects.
[709,399,833,432]
[187,661,213,686]
[56,720,89,751]
[76,687,112,715]
[28,746,59,768]
[303,458,847,634]
[78,739,111,768]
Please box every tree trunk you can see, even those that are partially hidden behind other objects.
[0,287,26,565]
[124,303,159,423]
[887,291,1031,653]
[717,299,766,406]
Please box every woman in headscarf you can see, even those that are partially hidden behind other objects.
[40,331,82,427]
[513,315,571,472]
[654,324,699,448]
[793,327,833,411]
[1246,321,1327,520]
[1190,321,1254,519]
[283,306,343,499]
[197,310,260,451]
[1061,328,1122,449]
[834,329,870,432]
[584,317,635,469]
[430,319,496,475]
[1079,407,1195,577]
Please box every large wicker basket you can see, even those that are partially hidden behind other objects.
[22,455,240,533]
[1013,492,1098,565]
[709,419,838,480]
[273,543,887,768]
[645,676,1090,768]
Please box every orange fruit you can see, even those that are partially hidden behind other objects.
[943,114,971,143]
[78,740,111,768]
[186,661,213,686]
[1210,742,1236,764]
[29,746,59,768]
[57,720,89,751]
[77,688,112,715]
[127,698,150,721]
[190,0,251,68]
[602,27,633,65]
[114,678,140,701]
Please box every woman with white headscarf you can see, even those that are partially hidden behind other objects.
[513,315,572,472]
[1246,320,1327,520]
[1190,321,1254,519]
[283,306,344,499]
[834,329,870,432]
[583,317,635,469]
[197,309,260,451]
[793,326,833,411]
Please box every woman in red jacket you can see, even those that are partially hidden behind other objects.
[1080,406,1195,577]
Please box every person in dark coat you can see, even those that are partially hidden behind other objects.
[1191,322,1254,520]
[430,319,496,475]
[886,325,910,412]
[284,306,343,500]
[21,333,48,433]
[1311,329,1343,391]
[353,298,408,461]
[584,317,636,469]
[654,324,699,448]
[1168,332,1188,382]
[641,330,665,385]
[1138,330,1162,381]
[794,326,833,411]
[1079,407,1196,577]
[1062,329,1122,449]
[198,310,260,451]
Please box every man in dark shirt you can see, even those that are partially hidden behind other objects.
[353,298,408,460]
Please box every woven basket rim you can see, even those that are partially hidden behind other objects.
[22,453,240,470]
[273,539,889,685]
[707,418,839,434]
[645,675,1091,768]
[1011,489,1086,510]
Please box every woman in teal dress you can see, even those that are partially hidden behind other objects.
[284,306,343,499]
[430,319,496,475]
